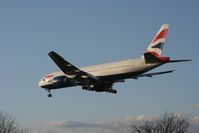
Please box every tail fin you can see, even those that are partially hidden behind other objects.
[143,24,191,64]
[146,24,169,56]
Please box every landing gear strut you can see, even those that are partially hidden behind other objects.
[47,89,52,97]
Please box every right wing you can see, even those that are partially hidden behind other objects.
[134,70,175,79]
[48,51,100,84]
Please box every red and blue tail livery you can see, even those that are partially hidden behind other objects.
[147,24,169,56]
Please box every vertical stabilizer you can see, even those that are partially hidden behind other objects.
[146,24,169,56]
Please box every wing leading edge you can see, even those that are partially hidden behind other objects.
[48,51,100,83]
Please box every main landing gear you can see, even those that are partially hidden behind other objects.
[106,88,117,94]
[47,89,52,97]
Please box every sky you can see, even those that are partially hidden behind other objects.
[0,0,198,133]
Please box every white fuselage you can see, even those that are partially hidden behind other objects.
[39,58,161,88]
[82,58,155,77]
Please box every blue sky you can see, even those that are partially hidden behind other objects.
[0,0,198,133]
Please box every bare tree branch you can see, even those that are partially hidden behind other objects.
[0,111,30,133]
[130,112,190,133]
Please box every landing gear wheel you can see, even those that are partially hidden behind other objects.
[112,90,117,94]
[48,93,52,97]
[106,88,117,94]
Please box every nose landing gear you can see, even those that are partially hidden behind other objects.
[47,89,52,97]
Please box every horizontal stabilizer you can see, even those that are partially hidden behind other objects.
[168,59,192,63]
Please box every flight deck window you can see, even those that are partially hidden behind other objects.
[53,76,65,81]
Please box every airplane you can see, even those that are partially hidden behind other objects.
[39,24,191,97]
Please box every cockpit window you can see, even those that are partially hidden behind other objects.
[53,76,65,81]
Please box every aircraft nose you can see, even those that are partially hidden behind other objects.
[39,80,44,88]
[39,79,48,88]
[39,78,53,89]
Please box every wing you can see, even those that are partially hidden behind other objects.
[134,70,175,79]
[48,51,100,84]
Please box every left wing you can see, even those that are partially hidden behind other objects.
[133,70,175,79]
[48,51,100,84]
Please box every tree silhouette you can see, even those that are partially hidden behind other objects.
[130,112,190,133]
[0,111,30,133]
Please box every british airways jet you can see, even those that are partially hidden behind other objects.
[39,24,191,97]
